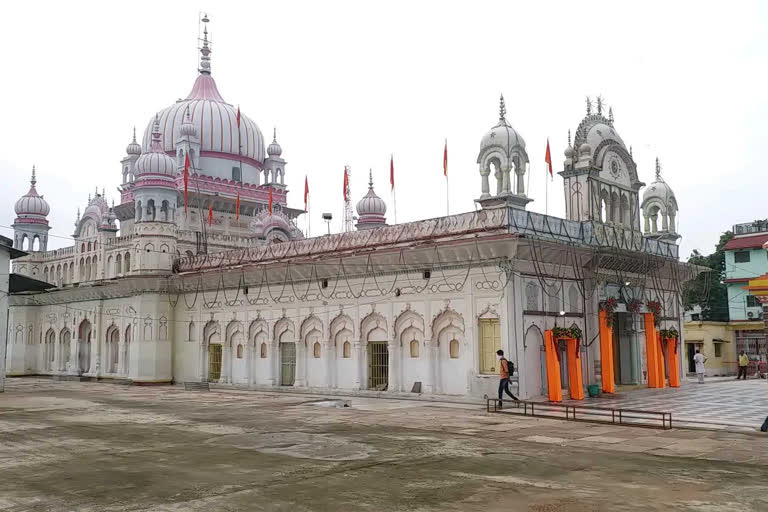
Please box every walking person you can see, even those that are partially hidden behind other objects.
[737,350,749,380]
[496,349,518,408]
[694,349,707,384]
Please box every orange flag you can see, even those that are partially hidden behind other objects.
[268,187,273,215]
[443,140,448,177]
[208,202,213,226]
[235,191,240,221]
[390,154,394,191]
[343,167,349,201]
[545,138,553,177]
[304,176,309,212]
[183,154,190,216]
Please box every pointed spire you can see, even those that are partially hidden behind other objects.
[30,165,37,188]
[273,127,277,143]
[655,157,662,181]
[150,113,163,152]
[368,168,374,188]
[75,207,80,227]
[567,130,571,146]
[608,106,614,124]
[630,145,633,157]
[586,96,592,115]
[596,95,603,115]
[498,94,507,123]
[102,187,105,198]
[132,126,137,143]
[199,14,212,75]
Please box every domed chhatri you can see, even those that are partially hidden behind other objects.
[356,170,387,230]
[641,157,679,242]
[267,128,282,157]
[135,116,178,177]
[126,127,142,156]
[475,94,531,210]
[141,20,265,166]
[12,166,51,251]
[14,166,50,218]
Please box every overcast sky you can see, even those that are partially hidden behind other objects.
[1,0,766,258]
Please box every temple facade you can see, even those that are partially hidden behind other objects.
[5,19,696,400]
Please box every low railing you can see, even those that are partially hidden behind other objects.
[486,398,673,430]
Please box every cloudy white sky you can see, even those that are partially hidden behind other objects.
[1,0,765,258]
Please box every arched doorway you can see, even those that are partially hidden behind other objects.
[106,326,119,374]
[77,319,92,374]
[59,328,71,371]
[44,329,55,371]
[208,343,222,381]
[524,326,544,399]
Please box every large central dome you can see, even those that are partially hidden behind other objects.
[141,23,265,165]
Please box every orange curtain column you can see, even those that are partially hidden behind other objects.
[566,338,585,400]
[655,329,666,388]
[665,336,681,387]
[544,330,563,402]
[598,311,615,394]
[644,314,664,388]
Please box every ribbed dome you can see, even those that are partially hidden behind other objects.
[267,128,282,157]
[356,171,387,230]
[136,116,177,176]
[14,167,50,219]
[126,128,142,155]
[477,95,527,167]
[141,74,265,164]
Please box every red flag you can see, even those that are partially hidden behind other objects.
[545,138,553,177]
[236,105,241,128]
[304,176,309,212]
[183,153,190,216]
[343,168,349,201]
[443,140,448,177]
[390,154,394,191]
[235,192,240,221]
[268,187,273,215]
[208,202,213,226]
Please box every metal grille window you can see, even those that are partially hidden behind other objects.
[479,318,501,374]
[208,344,222,381]
[280,343,296,386]
[747,295,759,308]
[368,342,388,389]
[735,330,766,355]
[735,251,751,263]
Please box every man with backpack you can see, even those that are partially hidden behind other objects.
[496,349,518,407]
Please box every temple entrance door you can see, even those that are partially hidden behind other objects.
[687,343,696,374]
[280,342,296,386]
[559,343,569,391]
[208,344,222,381]
[368,342,388,390]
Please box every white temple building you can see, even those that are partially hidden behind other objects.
[5,18,697,400]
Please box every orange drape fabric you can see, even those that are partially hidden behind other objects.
[544,330,562,402]
[665,336,681,387]
[598,311,615,394]
[655,329,666,387]
[566,338,584,400]
[644,314,665,388]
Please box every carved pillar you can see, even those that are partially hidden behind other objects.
[387,339,398,393]
[295,341,306,387]
[495,168,503,195]
[52,337,60,373]
[353,340,363,390]
[269,341,278,386]
[643,215,650,233]
[480,168,491,199]
[662,212,668,231]
[502,166,511,194]
[516,169,525,196]
[424,341,436,393]
[324,340,333,389]
[669,213,676,233]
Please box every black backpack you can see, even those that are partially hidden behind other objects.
[503,358,514,377]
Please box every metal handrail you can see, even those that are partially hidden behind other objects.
[487,398,672,430]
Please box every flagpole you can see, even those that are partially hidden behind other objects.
[391,154,397,224]
[545,164,548,217]
[444,139,449,216]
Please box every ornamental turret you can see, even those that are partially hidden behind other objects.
[13,166,51,251]
[356,170,387,230]
[641,157,680,243]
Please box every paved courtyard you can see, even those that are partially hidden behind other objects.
[560,376,768,431]
[1,378,768,511]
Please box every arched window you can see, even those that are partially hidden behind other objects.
[260,342,267,358]
[106,256,113,278]
[85,257,91,280]
[124,252,131,272]
[136,201,142,221]
[343,341,351,358]
[115,253,122,275]
[236,344,244,358]
[449,339,459,359]
[87,241,92,252]
[410,339,419,358]
[161,200,170,222]
[43,267,49,283]
[81,243,85,253]
[69,264,74,282]
[313,342,321,358]
[188,321,195,341]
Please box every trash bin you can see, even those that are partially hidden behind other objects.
[587,384,600,398]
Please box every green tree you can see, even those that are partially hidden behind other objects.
[684,231,734,321]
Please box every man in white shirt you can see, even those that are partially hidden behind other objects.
[693,349,706,384]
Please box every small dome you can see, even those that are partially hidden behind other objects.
[136,116,177,177]
[356,171,387,230]
[14,167,50,219]
[642,158,677,205]
[477,95,528,166]
[267,128,282,157]
[579,143,592,156]
[126,128,142,155]
[564,145,574,158]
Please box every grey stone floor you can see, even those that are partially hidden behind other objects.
[1,378,768,511]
